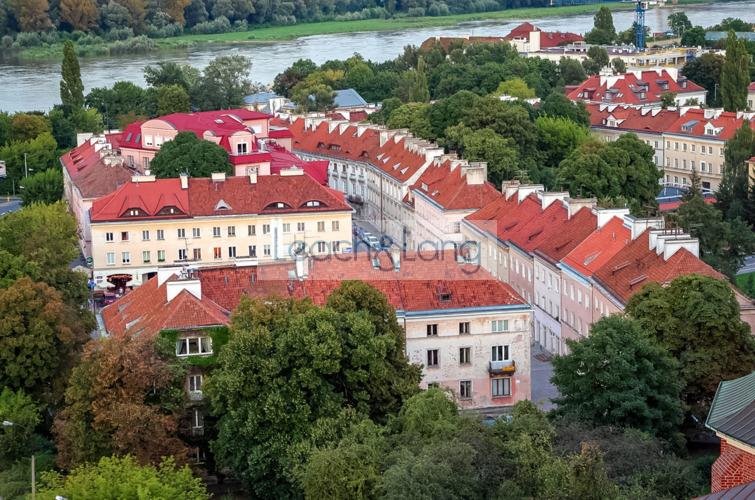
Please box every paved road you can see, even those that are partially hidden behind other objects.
[737,255,755,276]
[531,346,559,412]
[0,198,21,217]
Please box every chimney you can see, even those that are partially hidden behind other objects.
[517,184,545,204]
[564,197,596,219]
[211,172,226,182]
[179,173,189,189]
[593,207,630,228]
[663,237,699,260]
[131,174,156,183]
[390,248,401,272]
[462,162,487,185]
[281,166,304,176]
[540,191,569,209]
[623,215,664,240]
[166,273,202,301]
[502,180,521,200]
[295,257,310,279]
[248,167,258,184]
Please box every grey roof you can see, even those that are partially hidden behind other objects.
[694,481,755,499]
[706,371,755,445]
[333,88,368,108]
[243,91,283,104]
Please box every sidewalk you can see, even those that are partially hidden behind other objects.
[531,343,559,412]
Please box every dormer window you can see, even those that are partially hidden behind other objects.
[265,201,291,210]
[236,143,248,154]
[157,206,182,216]
[302,200,325,208]
[215,199,231,211]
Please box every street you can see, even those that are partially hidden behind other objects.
[531,345,559,412]
[737,255,755,276]
[0,197,22,217]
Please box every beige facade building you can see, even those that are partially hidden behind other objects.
[89,171,353,289]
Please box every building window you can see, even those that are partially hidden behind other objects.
[228,246,237,258]
[178,228,186,239]
[491,320,509,332]
[459,347,471,365]
[248,224,256,236]
[491,345,509,362]
[213,247,221,259]
[178,248,187,260]
[282,223,290,233]
[249,245,257,257]
[459,380,472,400]
[427,324,438,336]
[492,377,511,398]
[263,224,270,234]
[237,142,248,154]
[297,222,305,232]
[121,231,129,241]
[316,241,327,253]
[141,230,150,241]
[157,229,164,241]
[213,226,221,237]
[176,336,213,356]
[106,252,115,265]
[317,221,325,232]
[121,252,130,264]
[188,374,202,393]
[193,248,201,260]
[333,241,341,252]
[459,322,470,335]
[263,244,271,256]
[105,232,114,242]
[142,250,150,263]
[332,221,340,231]
[427,349,439,368]
[143,157,150,169]
[228,226,236,237]
[157,250,165,262]
[192,227,201,238]
[192,409,204,434]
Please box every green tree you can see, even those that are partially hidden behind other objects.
[538,93,590,128]
[156,84,190,115]
[0,112,11,146]
[717,122,755,223]
[273,58,318,97]
[611,57,626,75]
[667,12,692,37]
[291,82,336,112]
[60,41,84,110]
[626,274,755,418]
[582,46,610,75]
[194,55,253,110]
[0,388,40,464]
[85,81,148,130]
[660,91,677,109]
[552,315,684,439]
[10,113,51,142]
[144,61,196,91]
[149,132,230,178]
[682,53,725,107]
[400,56,430,103]
[0,277,89,403]
[721,31,750,112]
[535,116,589,171]
[584,7,616,45]
[556,134,661,213]
[386,103,432,139]
[19,168,63,205]
[207,285,420,496]
[445,125,520,186]
[494,77,535,99]
[559,57,587,86]
[681,26,706,47]
[37,456,209,499]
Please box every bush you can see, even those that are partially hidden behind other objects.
[146,23,183,38]
[104,27,134,41]
[191,16,232,34]
[407,7,426,16]
[427,2,451,16]
[1,36,12,49]
[108,35,156,55]
[13,32,42,48]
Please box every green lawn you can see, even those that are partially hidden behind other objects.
[156,4,635,48]
[735,271,755,299]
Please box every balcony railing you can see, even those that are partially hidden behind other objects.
[188,390,203,401]
[489,359,516,375]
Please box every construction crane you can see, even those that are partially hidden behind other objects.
[635,1,647,50]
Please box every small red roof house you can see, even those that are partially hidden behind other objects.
[706,371,755,493]
[568,69,707,107]
[419,22,582,53]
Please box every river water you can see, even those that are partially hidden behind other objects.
[1,1,753,113]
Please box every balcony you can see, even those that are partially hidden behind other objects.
[188,390,203,402]
[489,359,516,375]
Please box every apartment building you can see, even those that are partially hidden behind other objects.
[102,250,533,412]
[568,69,707,108]
[420,22,582,54]
[89,170,353,289]
[586,103,754,191]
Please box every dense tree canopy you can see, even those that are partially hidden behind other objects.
[667,12,692,37]
[150,131,230,178]
[681,53,724,107]
[552,315,684,440]
[60,41,84,110]
[584,7,616,45]
[720,31,750,112]
[0,388,41,465]
[19,168,64,206]
[717,122,755,224]
[626,274,755,418]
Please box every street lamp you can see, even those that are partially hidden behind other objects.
[1,420,35,500]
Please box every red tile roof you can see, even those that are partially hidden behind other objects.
[464,193,538,242]
[60,136,136,199]
[90,174,351,223]
[505,22,583,48]
[267,143,329,185]
[533,207,597,264]
[665,108,751,141]
[568,70,705,106]
[101,277,229,337]
[287,118,430,184]
[561,216,631,277]
[748,82,755,91]
[102,251,528,336]
[592,229,723,304]
[410,160,501,210]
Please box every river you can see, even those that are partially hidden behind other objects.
[1,0,753,113]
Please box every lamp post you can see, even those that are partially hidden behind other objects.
[1,420,35,500]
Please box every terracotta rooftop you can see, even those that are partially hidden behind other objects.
[561,216,631,277]
[568,69,705,106]
[409,160,501,210]
[418,22,582,52]
[90,173,351,223]
[533,207,597,264]
[592,229,722,305]
[60,135,136,199]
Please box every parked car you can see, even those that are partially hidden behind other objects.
[366,235,381,250]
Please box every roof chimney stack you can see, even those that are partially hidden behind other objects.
[211,172,226,182]
[564,197,596,218]
[179,173,189,189]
